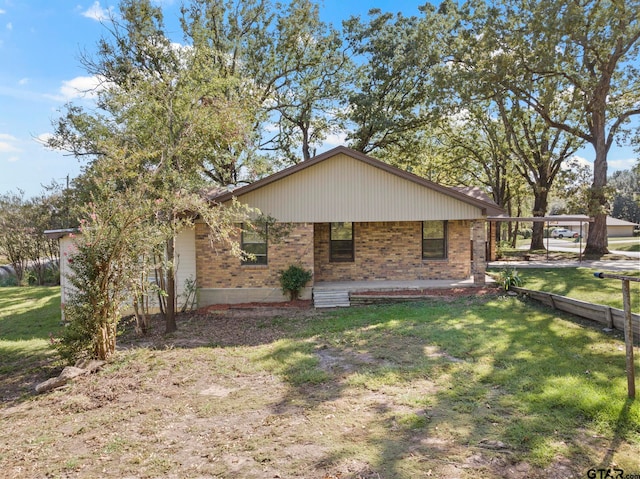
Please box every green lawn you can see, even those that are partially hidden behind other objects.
[609,241,640,253]
[491,267,640,312]
[0,287,62,395]
[253,297,640,470]
[1,286,639,476]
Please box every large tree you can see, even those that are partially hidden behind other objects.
[343,8,444,154]
[50,0,253,336]
[0,190,61,285]
[471,0,640,255]
[433,102,527,245]
[182,0,348,166]
[494,89,582,250]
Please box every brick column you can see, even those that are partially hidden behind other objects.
[489,221,497,261]
[472,220,487,286]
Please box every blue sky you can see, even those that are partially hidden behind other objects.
[0,1,636,198]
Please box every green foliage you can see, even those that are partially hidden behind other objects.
[495,240,513,259]
[518,228,532,239]
[278,264,312,301]
[610,169,640,224]
[48,0,259,341]
[497,267,523,291]
[343,9,438,154]
[0,190,61,286]
[55,189,163,362]
[0,275,18,287]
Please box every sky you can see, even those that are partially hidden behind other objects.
[0,1,637,198]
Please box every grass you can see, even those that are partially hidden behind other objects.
[492,267,640,312]
[557,237,640,252]
[256,298,640,470]
[1,288,639,476]
[0,286,62,394]
[610,242,640,252]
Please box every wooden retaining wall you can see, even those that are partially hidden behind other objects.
[512,286,640,337]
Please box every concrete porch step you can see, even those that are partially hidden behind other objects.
[313,289,350,308]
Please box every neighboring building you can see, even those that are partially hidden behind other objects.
[45,228,196,320]
[547,215,639,238]
[605,216,639,238]
[48,147,504,308]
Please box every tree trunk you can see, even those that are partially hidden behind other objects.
[584,134,609,255]
[301,124,311,162]
[95,323,116,360]
[165,236,177,333]
[530,188,549,250]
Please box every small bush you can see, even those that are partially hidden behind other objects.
[278,264,313,300]
[0,274,18,287]
[497,267,523,291]
[518,228,532,239]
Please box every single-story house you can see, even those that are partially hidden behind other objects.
[197,146,502,305]
[48,146,504,309]
[546,215,639,238]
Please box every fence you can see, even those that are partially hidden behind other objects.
[511,286,640,338]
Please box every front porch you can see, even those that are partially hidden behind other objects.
[312,275,495,308]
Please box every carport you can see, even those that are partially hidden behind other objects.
[487,215,594,262]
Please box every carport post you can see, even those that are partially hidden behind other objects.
[594,272,638,399]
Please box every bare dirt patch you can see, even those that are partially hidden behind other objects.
[1,297,635,478]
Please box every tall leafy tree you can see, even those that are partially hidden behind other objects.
[0,191,61,285]
[609,169,640,224]
[470,0,640,254]
[182,0,348,165]
[433,103,527,244]
[495,89,582,250]
[49,0,253,337]
[390,1,580,249]
[343,8,442,154]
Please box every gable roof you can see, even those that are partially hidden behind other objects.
[212,146,504,222]
[606,216,639,227]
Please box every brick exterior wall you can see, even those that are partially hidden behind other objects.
[313,221,471,282]
[195,222,315,289]
[196,220,473,290]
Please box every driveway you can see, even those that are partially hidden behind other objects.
[518,238,640,260]
[489,259,640,271]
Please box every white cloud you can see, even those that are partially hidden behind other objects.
[0,135,20,153]
[48,75,106,101]
[322,132,348,148]
[563,155,593,171]
[0,142,19,153]
[18,78,29,85]
[6,22,12,30]
[7,156,19,163]
[82,1,114,22]
[608,157,637,172]
[0,9,5,15]
[34,133,59,151]
[35,132,54,144]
